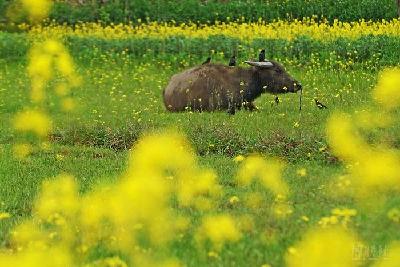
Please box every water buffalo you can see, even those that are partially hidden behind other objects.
[163,60,302,113]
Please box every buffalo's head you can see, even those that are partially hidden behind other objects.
[245,60,302,94]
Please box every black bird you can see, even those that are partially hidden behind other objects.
[314,99,328,109]
[274,96,280,105]
[229,55,236,66]
[202,57,211,65]
[258,49,266,62]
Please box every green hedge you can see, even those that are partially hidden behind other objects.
[1,32,399,67]
[66,35,400,66]
[1,0,398,25]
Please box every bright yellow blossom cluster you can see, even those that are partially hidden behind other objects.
[318,208,357,228]
[13,38,79,158]
[12,0,79,160]
[237,155,288,197]
[196,215,242,250]
[374,243,400,267]
[286,227,362,267]
[21,0,52,22]
[236,155,293,218]
[327,120,400,200]
[285,67,400,267]
[0,212,11,220]
[373,68,400,110]
[0,133,243,266]
[13,109,52,137]
[327,68,400,201]
[387,208,400,223]
[28,39,79,103]
[25,18,400,42]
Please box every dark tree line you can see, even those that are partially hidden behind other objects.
[1,0,400,25]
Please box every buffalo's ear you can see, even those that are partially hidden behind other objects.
[244,61,274,68]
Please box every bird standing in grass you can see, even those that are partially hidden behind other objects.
[202,57,211,65]
[314,98,328,109]
[259,49,266,62]
[274,96,280,105]
[229,55,236,66]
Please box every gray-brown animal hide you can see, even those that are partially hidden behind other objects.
[163,60,301,112]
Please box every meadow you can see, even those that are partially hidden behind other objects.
[1,7,400,267]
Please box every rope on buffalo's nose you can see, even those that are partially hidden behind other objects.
[299,87,303,111]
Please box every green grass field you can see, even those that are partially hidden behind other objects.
[1,49,400,266]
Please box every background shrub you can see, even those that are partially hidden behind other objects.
[0,0,398,25]
[1,32,399,67]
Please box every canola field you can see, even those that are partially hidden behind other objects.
[1,1,400,267]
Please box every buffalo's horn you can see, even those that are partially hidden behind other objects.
[244,61,274,68]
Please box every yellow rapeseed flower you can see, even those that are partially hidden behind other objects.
[35,174,79,222]
[91,256,128,267]
[237,155,288,197]
[373,68,400,109]
[27,19,400,42]
[286,227,362,267]
[21,0,52,22]
[387,208,400,223]
[196,215,241,249]
[233,155,245,162]
[0,212,11,220]
[301,215,309,222]
[61,98,76,112]
[296,168,307,177]
[326,113,367,161]
[13,110,52,137]
[28,40,79,102]
[229,196,240,204]
[372,242,400,267]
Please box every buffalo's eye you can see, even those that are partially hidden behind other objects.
[275,69,283,74]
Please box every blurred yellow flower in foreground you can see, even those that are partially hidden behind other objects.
[13,109,52,137]
[196,215,241,249]
[326,113,366,161]
[61,98,76,112]
[0,133,236,265]
[327,112,400,200]
[35,174,79,223]
[0,212,11,220]
[372,242,400,267]
[21,0,52,21]
[237,155,288,198]
[28,40,80,103]
[286,227,362,267]
[90,256,128,267]
[373,68,400,110]
[387,208,400,223]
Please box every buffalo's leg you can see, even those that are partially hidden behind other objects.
[227,100,236,115]
[227,105,235,115]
